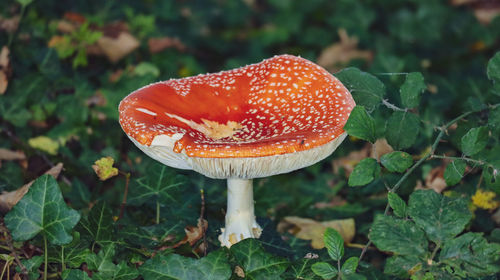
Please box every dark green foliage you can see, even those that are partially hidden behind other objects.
[348,158,380,187]
[5,175,80,245]
[344,106,377,143]
[2,1,500,279]
[380,151,413,173]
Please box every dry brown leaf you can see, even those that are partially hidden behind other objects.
[417,164,447,193]
[0,148,26,161]
[172,218,208,248]
[96,32,139,63]
[371,139,394,159]
[332,143,371,176]
[0,163,63,212]
[234,266,245,278]
[0,15,20,33]
[317,29,373,73]
[0,46,10,95]
[492,207,500,225]
[278,216,355,249]
[85,91,107,107]
[450,0,500,25]
[56,20,77,33]
[148,37,186,54]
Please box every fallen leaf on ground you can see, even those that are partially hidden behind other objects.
[0,148,25,161]
[317,28,373,72]
[173,218,208,248]
[0,15,20,33]
[277,216,355,249]
[28,136,59,155]
[332,143,371,176]
[0,46,11,94]
[148,37,186,53]
[372,139,394,159]
[0,163,63,212]
[450,0,500,25]
[92,157,118,181]
[96,32,139,63]
[420,164,448,193]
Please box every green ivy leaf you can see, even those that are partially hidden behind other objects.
[440,232,500,277]
[370,215,427,256]
[380,151,413,172]
[487,52,500,83]
[4,175,80,245]
[93,261,139,280]
[231,239,289,280]
[344,106,376,143]
[384,255,422,278]
[48,232,91,268]
[311,262,338,279]
[335,67,385,110]
[86,244,116,274]
[120,221,185,249]
[348,158,380,187]
[400,72,426,108]
[324,228,344,261]
[283,259,317,280]
[341,256,359,275]
[408,190,472,244]
[78,201,114,245]
[461,126,489,156]
[140,250,231,280]
[443,160,466,186]
[62,269,92,280]
[18,256,43,280]
[128,165,185,206]
[387,192,408,218]
[385,111,420,150]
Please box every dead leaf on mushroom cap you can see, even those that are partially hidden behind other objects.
[0,163,63,212]
[277,216,355,249]
[317,28,373,73]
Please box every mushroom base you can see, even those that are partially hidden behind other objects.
[219,178,262,248]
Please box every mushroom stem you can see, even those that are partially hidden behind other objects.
[219,178,262,247]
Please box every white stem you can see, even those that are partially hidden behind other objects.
[219,178,262,247]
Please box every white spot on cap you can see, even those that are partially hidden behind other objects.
[136,108,157,116]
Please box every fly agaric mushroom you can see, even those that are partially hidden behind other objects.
[119,55,355,247]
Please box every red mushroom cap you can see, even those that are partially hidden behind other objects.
[119,55,355,160]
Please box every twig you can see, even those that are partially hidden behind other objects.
[359,110,476,262]
[199,189,207,257]
[1,225,27,276]
[382,99,406,112]
[118,171,130,220]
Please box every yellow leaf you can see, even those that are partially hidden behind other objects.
[92,156,118,181]
[28,136,59,155]
[278,216,355,249]
[472,189,500,210]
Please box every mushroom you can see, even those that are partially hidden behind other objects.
[118,54,355,247]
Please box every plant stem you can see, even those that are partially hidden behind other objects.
[61,246,65,273]
[382,99,406,112]
[430,154,489,167]
[429,243,441,265]
[156,199,160,224]
[118,172,130,220]
[337,259,342,279]
[359,110,476,262]
[44,235,48,280]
